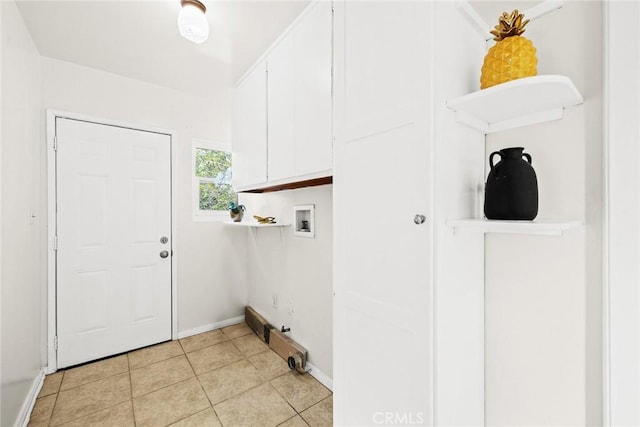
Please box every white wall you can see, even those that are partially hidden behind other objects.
[1,1,44,425]
[41,57,248,337]
[483,2,602,425]
[239,185,333,381]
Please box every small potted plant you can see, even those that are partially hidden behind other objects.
[228,202,246,222]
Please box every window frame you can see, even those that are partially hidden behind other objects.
[191,139,233,222]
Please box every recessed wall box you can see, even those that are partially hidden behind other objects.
[293,204,315,238]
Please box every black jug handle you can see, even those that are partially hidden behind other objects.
[523,153,532,164]
[489,151,501,169]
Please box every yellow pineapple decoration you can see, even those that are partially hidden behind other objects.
[480,10,537,89]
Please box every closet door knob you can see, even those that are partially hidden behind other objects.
[414,214,426,225]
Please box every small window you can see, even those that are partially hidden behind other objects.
[192,141,234,221]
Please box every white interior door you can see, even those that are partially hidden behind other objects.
[56,118,172,368]
[333,2,433,425]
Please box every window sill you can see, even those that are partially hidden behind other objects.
[192,212,231,223]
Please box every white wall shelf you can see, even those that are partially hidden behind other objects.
[446,75,583,134]
[224,221,291,228]
[447,218,581,236]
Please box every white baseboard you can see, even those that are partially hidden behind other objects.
[17,369,45,427]
[176,315,245,339]
[306,361,333,391]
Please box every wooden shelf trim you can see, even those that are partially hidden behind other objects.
[238,176,332,193]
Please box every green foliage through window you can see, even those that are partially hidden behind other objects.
[195,148,235,211]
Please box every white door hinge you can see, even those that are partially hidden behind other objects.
[53,136,58,151]
[54,336,58,351]
[53,236,58,251]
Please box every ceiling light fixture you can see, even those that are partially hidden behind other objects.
[178,0,209,44]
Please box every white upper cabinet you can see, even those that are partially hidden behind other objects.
[293,2,333,176]
[233,2,333,191]
[232,61,268,189]
[267,32,296,182]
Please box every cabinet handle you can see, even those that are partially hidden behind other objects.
[414,214,426,225]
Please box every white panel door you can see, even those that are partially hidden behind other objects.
[293,1,333,176]
[333,2,433,425]
[232,61,268,189]
[56,118,172,368]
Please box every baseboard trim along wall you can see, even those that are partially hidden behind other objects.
[18,369,45,427]
[305,361,333,391]
[176,315,245,339]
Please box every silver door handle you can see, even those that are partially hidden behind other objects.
[160,250,169,258]
[414,214,426,225]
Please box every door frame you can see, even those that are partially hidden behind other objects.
[603,2,640,425]
[45,110,179,373]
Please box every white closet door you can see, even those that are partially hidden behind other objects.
[333,2,433,425]
[56,118,172,368]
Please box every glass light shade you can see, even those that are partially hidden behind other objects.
[178,2,209,44]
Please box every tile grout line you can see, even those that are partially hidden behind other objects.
[56,356,129,394]
[130,376,195,402]
[178,327,254,354]
[268,376,303,418]
[45,371,64,427]
[48,374,132,426]
[203,350,289,412]
[128,341,185,371]
[278,413,311,427]
[185,325,257,425]
[130,353,189,375]
[181,342,219,425]
[127,352,137,427]
[298,395,332,425]
[167,407,212,426]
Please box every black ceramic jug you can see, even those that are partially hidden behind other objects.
[484,147,538,220]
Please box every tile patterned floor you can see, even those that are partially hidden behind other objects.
[29,323,332,426]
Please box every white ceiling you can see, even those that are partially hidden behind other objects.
[15,1,543,98]
[16,0,310,97]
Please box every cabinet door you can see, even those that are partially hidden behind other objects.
[232,61,268,189]
[267,32,296,182]
[293,2,333,176]
[333,2,433,425]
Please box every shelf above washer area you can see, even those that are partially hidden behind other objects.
[224,221,291,228]
[447,218,581,236]
[446,75,583,134]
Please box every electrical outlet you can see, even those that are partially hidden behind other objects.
[288,300,294,316]
[272,294,278,310]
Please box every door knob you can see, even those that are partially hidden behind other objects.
[159,250,169,258]
[414,214,426,225]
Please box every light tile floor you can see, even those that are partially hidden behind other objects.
[29,323,332,426]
